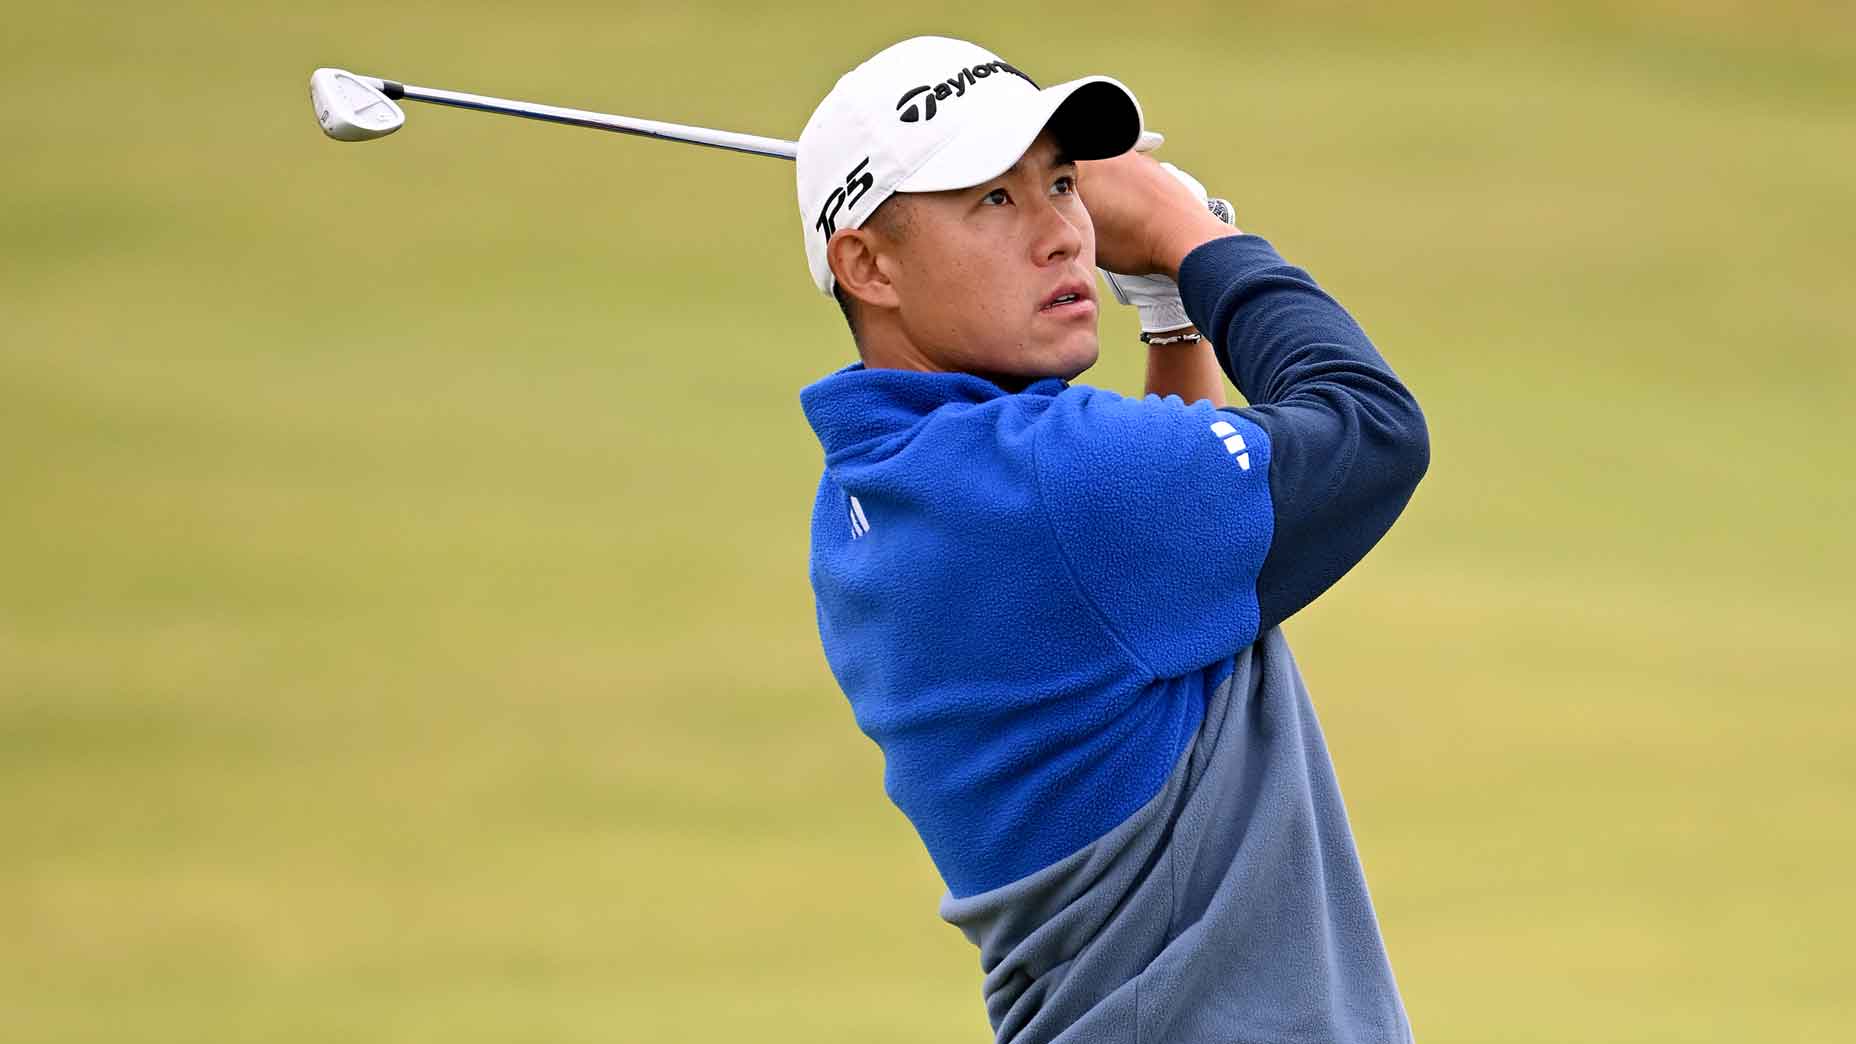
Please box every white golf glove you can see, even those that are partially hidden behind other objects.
[1099,160,1238,335]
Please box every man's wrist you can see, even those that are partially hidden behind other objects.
[1155,215,1243,280]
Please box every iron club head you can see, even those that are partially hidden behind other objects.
[310,68,405,141]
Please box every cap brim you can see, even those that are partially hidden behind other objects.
[893,76,1143,193]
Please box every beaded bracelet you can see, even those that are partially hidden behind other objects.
[1139,330,1204,346]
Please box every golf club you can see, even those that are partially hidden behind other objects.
[309,67,1168,159]
[309,67,800,158]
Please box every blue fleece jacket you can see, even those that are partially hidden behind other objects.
[800,234,1428,1042]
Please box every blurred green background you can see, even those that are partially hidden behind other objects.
[4,1,1852,1040]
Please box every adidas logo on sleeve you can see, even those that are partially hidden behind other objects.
[1209,420,1251,471]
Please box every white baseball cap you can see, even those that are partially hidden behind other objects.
[796,36,1144,296]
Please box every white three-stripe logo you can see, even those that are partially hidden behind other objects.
[1209,420,1251,470]
[848,495,871,539]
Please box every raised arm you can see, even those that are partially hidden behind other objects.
[1081,152,1429,632]
[1178,236,1428,630]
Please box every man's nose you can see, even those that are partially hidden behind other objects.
[1033,196,1085,265]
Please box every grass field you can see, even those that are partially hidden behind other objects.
[4,2,1853,1040]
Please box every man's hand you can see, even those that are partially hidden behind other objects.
[1079,151,1241,277]
[1100,162,1238,333]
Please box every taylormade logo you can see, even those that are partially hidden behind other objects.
[895,60,1035,123]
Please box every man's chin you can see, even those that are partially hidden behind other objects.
[1050,336,1100,383]
[950,331,1098,388]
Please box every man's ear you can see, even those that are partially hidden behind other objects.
[827,227,901,311]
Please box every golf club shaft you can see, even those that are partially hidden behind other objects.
[373,77,797,160]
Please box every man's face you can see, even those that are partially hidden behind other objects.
[876,130,1100,384]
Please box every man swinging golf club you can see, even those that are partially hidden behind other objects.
[798,36,1428,1043]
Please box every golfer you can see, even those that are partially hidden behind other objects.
[797,36,1427,1044]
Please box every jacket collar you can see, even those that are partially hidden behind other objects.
[800,363,1067,456]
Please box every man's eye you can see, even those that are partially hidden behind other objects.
[981,188,1011,206]
[1052,175,1077,195]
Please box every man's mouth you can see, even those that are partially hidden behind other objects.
[1040,281,1095,315]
